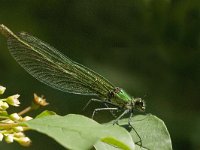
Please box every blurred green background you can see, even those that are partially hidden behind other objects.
[0,0,199,149]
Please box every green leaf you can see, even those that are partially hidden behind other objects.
[113,114,172,150]
[95,136,131,150]
[101,137,131,149]
[23,114,135,150]
[35,110,57,118]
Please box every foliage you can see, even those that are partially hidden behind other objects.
[24,113,134,150]
[116,115,172,150]
[23,112,172,150]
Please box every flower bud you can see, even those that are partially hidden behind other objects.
[10,113,21,121]
[0,86,6,95]
[14,132,25,138]
[14,126,24,132]
[0,133,3,141]
[0,101,9,110]
[5,134,14,143]
[6,94,20,107]
[16,137,31,147]
[22,116,33,121]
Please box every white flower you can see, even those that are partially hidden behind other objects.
[0,86,6,95]
[6,94,20,107]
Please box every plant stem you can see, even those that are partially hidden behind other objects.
[18,106,32,116]
[0,123,18,129]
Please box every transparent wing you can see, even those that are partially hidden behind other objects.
[5,29,114,96]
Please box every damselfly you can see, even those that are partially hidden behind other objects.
[0,24,145,123]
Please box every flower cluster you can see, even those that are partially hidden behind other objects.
[0,85,32,146]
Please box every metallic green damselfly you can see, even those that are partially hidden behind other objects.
[0,24,145,122]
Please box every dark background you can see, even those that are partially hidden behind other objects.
[0,0,199,149]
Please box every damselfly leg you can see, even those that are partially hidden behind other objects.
[83,98,121,118]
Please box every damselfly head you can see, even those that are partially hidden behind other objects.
[133,98,146,112]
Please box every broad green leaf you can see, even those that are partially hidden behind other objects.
[112,114,172,150]
[22,114,135,150]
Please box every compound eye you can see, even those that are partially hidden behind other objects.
[135,99,145,111]
[135,100,143,105]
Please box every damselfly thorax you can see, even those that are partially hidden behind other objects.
[108,87,145,112]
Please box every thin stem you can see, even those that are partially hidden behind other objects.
[0,116,9,119]
[0,123,19,129]
[18,106,32,116]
